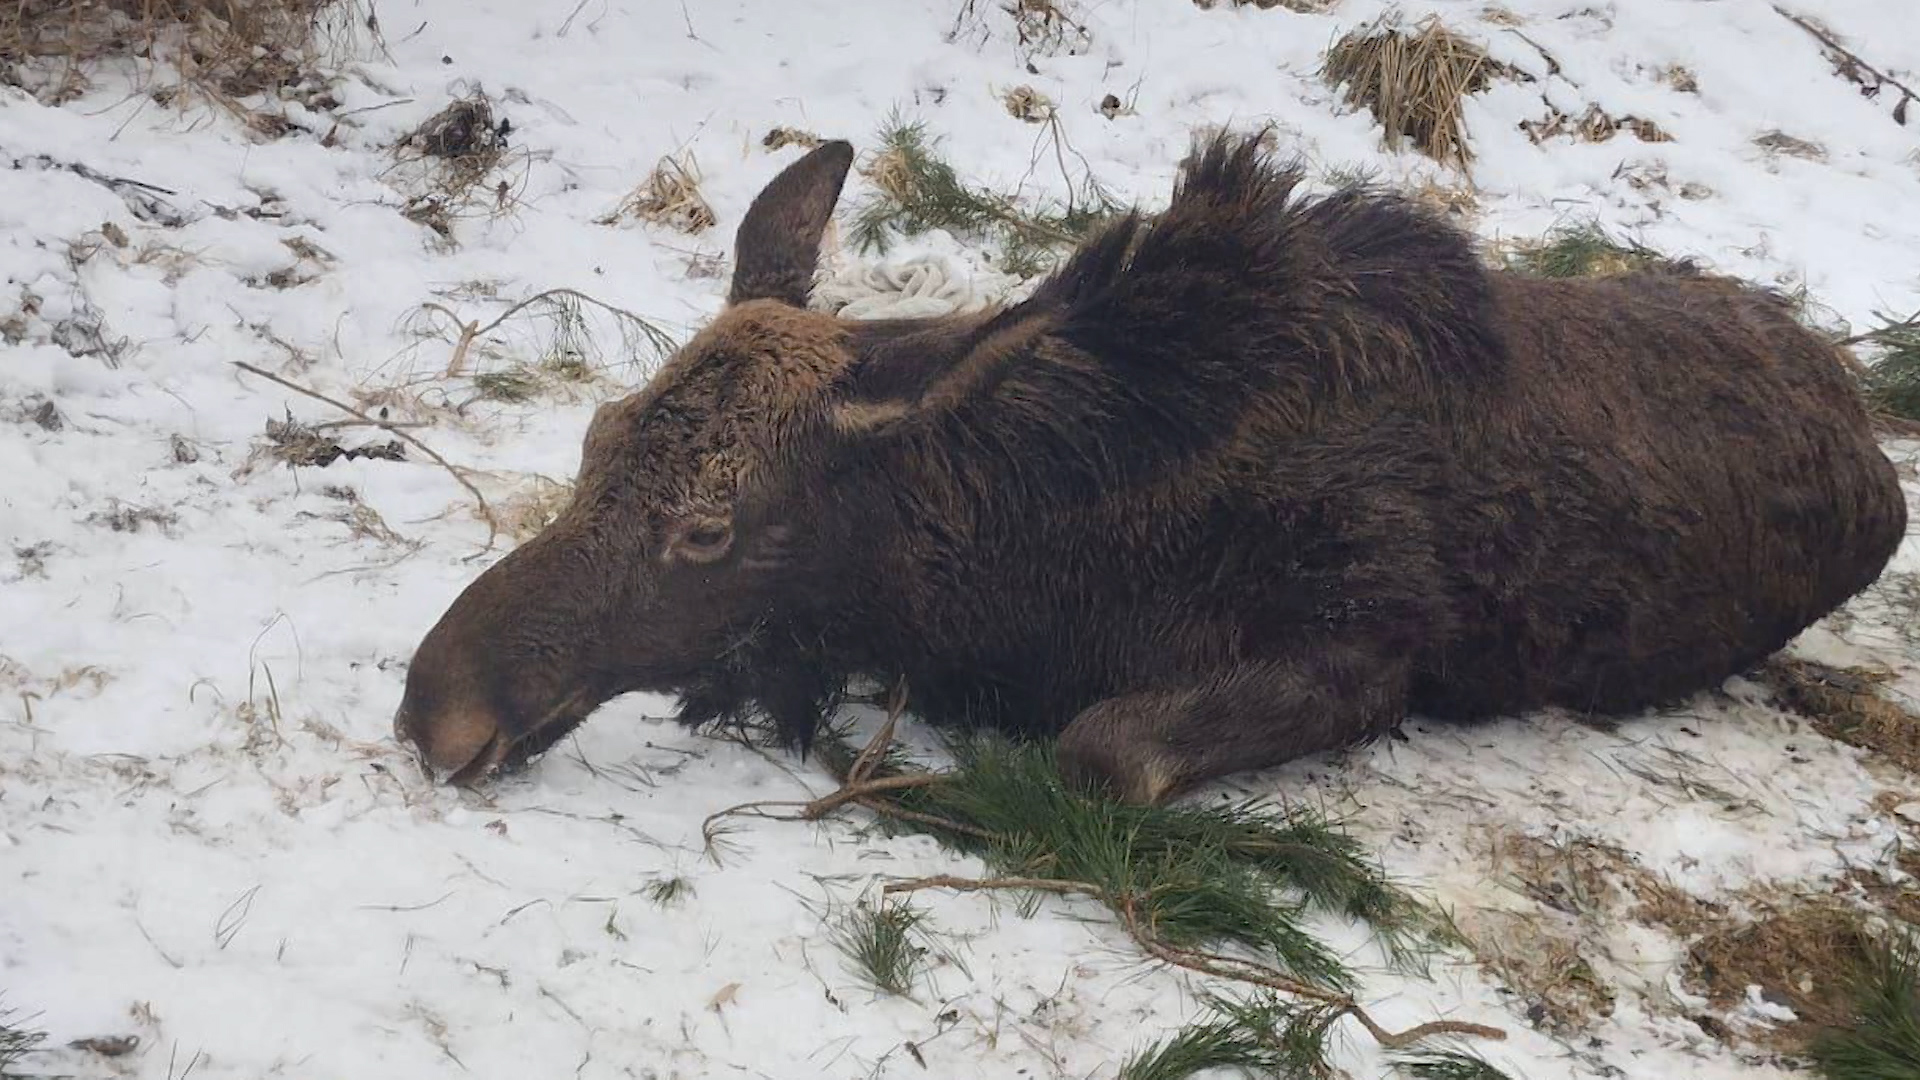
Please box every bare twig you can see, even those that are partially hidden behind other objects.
[1837,306,1920,348]
[231,361,500,552]
[1775,6,1918,124]
[883,874,1102,897]
[419,288,674,377]
[847,678,910,785]
[895,874,1510,1050]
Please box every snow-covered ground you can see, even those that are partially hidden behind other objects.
[4,1,1919,1077]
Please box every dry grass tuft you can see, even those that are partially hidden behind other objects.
[494,476,574,544]
[1194,0,1340,14]
[762,127,821,152]
[1520,104,1671,145]
[1002,84,1056,123]
[1322,15,1513,169]
[1459,829,1721,1031]
[401,288,675,392]
[1408,176,1479,220]
[1757,656,1920,775]
[389,91,523,245]
[255,410,404,469]
[1755,130,1827,161]
[1006,0,1090,59]
[598,152,716,235]
[87,499,180,535]
[1660,65,1700,94]
[0,0,352,110]
[1683,900,1890,1049]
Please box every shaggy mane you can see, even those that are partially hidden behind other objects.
[1025,133,1509,422]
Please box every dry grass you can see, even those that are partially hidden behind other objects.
[1757,656,1920,775]
[1520,104,1671,145]
[1409,176,1479,220]
[1194,0,1340,13]
[1659,65,1700,94]
[388,91,526,245]
[1458,828,1722,1031]
[1755,130,1827,161]
[1,0,354,122]
[1321,15,1511,169]
[401,288,675,395]
[762,127,821,152]
[258,411,404,468]
[1683,900,1891,1049]
[494,476,573,544]
[598,152,716,235]
[1002,84,1056,123]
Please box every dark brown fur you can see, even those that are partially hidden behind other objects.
[394,135,1908,804]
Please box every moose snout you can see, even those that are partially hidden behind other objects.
[392,693,507,784]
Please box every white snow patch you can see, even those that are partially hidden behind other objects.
[4,1,1919,1078]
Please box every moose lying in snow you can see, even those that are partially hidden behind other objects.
[394,133,1908,806]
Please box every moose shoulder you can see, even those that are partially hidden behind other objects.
[394,134,1908,805]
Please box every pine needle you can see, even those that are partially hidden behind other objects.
[1119,993,1343,1080]
[704,708,1505,1053]
[857,734,1445,991]
[851,113,1121,277]
[829,899,934,998]
[0,999,46,1079]
[1393,1047,1519,1080]
[1498,222,1682,279]
[1810,930,1920,1080]
[1852,310,1920,423]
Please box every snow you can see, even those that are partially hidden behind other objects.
[3,1,1918,1077]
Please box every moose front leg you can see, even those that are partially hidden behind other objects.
[1056,646,1412,806]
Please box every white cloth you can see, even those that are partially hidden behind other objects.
[810,252,1020,320]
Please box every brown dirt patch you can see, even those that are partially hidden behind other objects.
[1758,656,1920,775]
[1457,829,1723,1032]
[1682,900,1885,1050]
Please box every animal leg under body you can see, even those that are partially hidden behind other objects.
[1055,646,1411,805]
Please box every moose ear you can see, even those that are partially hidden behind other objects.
[727,140,856,308]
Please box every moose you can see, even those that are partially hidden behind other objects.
[394,133,1908,806]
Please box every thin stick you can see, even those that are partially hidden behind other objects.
[847,678,910,785]
[883,874,1102,897]
[1775,7,1918,123]
[1837,306,1920,349]
[852,797,998,841]
[1344,1009,1509,1050]
[423,288,675,377]
[898,873,1510,1049]
[231,361,499,552]
[801,773,944,819]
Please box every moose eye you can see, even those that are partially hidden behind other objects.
[672,518,735,564]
